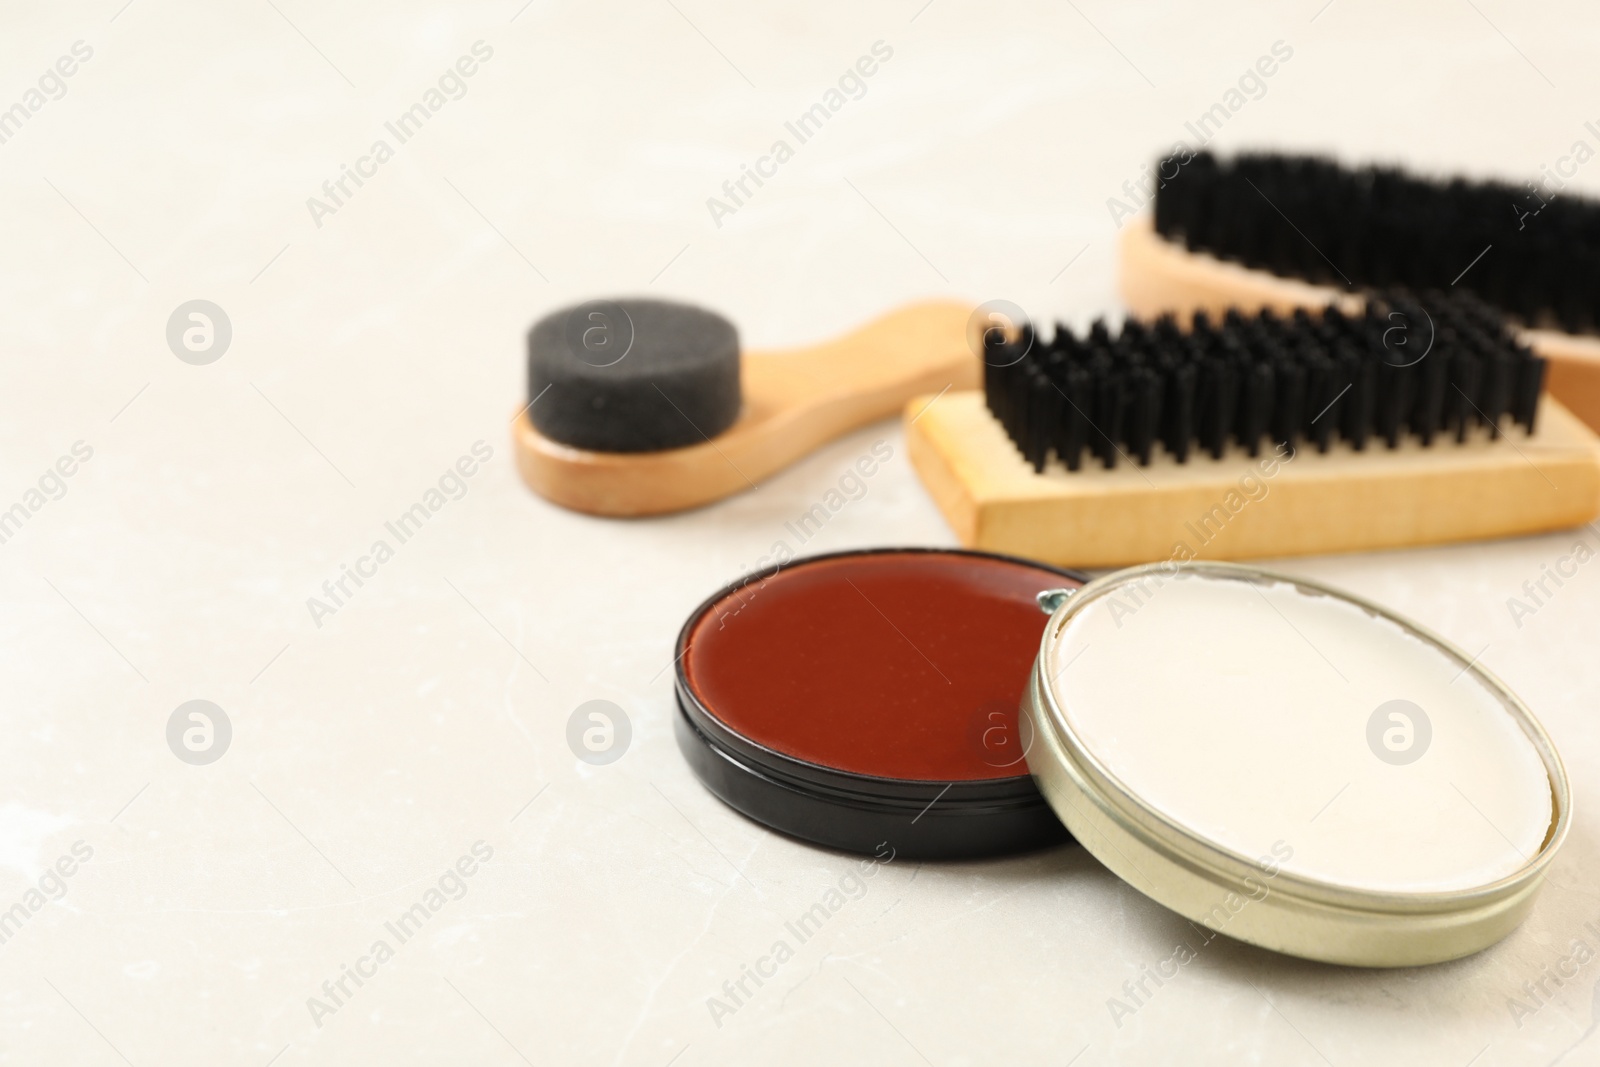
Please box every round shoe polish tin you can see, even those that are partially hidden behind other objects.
[673,548,1088,860]
[1022,560,1572,968]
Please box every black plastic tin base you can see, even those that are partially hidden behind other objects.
[673,699,1071,860]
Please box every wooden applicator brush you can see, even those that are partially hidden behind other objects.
[513,298,975,516]
[1120,150,1600,430]
[906,290,1600,568]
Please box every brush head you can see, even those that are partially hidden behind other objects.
[527,298,741,453]
[984,290,1545,473]
[1154,150,1600,333]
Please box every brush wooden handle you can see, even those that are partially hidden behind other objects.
[514,300,977,516]
[906,390,1600,568]
[1117,216,1600,433]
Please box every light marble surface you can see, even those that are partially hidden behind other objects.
[2,1,1599,1063]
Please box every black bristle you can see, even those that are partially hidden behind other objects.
[1197,353,1238,460]
[1127,365,1161,466]
[982,290,1542,473]
[1338,342,1373,451]
[1162,359,1197,463]
[1514,344,1546,432]
[1414,343,1447,446]
[1089,350,1124,469]
[1480,338,1512,439]
[1306,351,1339,453]
[1058,362,1092,471]
[1237,360,1273,456]
[1448,350,1481,443]
[1375,360,1409,448]
[1269,353,1305,450]
[1156,150,1600,334]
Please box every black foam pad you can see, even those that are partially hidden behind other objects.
[527,298,741,453]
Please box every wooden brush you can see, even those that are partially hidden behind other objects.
[906,292,1600,568]
[513,299,976,516]
[1122,151,1600,431]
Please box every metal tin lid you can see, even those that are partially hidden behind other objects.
[674,548,1088,859]
[1023,561,1572,967]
